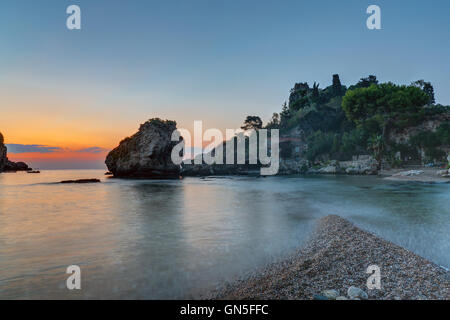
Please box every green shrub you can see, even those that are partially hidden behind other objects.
[305,131,335,161]
[436,122,450,145]
[390,158,404,168]
[424,147,446,162]
[339,128,367,159]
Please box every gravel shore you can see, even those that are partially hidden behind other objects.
[211,215,449,300]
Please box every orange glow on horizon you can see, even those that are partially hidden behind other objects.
[1,83,246,168]
[7,149,109,166]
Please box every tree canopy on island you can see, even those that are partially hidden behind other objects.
[412,80,435,105]
[241,116,263,131]
[342,83,429,123]
[241,74,450,164]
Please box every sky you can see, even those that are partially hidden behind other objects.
[1,0,449,169]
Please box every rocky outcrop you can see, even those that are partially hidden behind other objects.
[105,118,182,178]
[4,161,30,172]
[182,164,261,176]
[60,179,101,184]
[338,156,379,175]
[308,156,378,175]
[183,157,377,177]
[0,133,7,172]
[0,132,30,172]
[278,159,309,175]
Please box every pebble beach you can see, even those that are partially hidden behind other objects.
[211,215,449,300]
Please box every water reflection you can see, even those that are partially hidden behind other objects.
[0,170,448,299]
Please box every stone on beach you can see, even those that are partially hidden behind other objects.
[313,294,330,300]
[347,286,368,300]
[321,289,340,300]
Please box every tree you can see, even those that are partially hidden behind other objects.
[266,113,280,129]
[410,131,444,163]
[368,135,384,169]
[280,102,291,128]
[241,116,263,131]
[357,75,378,88]
[412,80,435,105]
[305,131,335,161]
[423,82,435,104]
[342,83,429,123]
[332,74,343,96]
[436,122,450,145]
[312,82,320,101]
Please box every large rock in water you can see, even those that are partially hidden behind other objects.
[105,118,182,178]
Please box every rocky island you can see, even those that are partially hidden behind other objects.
[106,75,449,180]
[105,118,183,178]
[264,75,450,176]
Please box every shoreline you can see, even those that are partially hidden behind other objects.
[208,215,449,300]
[381,167,450,183]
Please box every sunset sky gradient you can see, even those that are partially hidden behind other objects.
[1,0,450,169]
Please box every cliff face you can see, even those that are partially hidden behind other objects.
[105,118,182,178]
[388,112,450,144]
[0,133,7,172]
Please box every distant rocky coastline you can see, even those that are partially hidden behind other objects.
[0,132,31,173]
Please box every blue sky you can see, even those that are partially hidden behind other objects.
[0,0,449,168]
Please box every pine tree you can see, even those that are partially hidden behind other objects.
[241,116,263,131]
[358,75,378,88]
[332,74,342,96]
[412,80,435,105]
[280,102,291,128]
[312,82,320,101]
[423,82,435,105]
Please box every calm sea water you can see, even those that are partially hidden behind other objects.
[0,170,449,299]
